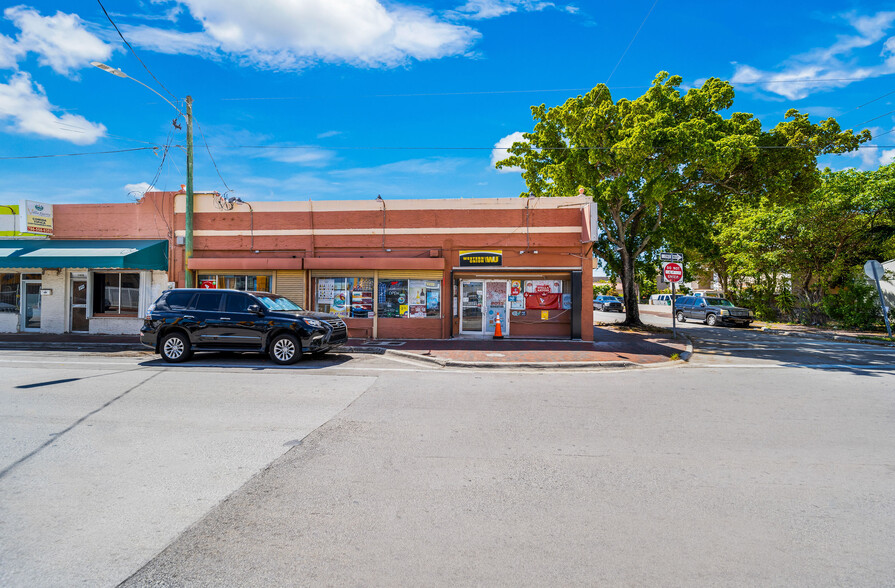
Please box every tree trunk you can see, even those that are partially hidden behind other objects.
[620,250,642,325]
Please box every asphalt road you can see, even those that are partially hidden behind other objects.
[0,324,893,586]
[600,308,895,371]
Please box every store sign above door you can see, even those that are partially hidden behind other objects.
[459,250,503,267]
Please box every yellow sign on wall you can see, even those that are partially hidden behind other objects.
[541,310,549,320]
[22,200,53,235]
[459,250,502,267]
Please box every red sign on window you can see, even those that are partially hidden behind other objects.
[200,280,216,289]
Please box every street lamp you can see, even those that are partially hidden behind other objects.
[91,61,196,288]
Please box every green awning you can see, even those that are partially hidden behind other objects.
[0,239,168,270]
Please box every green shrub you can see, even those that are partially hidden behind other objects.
[822,272,883,330]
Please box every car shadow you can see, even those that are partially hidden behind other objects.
[137,351,357,370]
[673,322,895,377]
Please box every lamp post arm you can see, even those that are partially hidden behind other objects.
[123,73,185,118]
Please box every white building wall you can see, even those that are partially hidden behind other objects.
[878,259,895,311]
[40,270,66,334]
[0,313,17,332]
[87,270,168,335]
[88,317,143,335]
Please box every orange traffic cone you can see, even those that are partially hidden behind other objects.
[493,313,504,339]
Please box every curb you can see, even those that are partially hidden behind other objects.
[0,337,696,369]
[0,341,146,350]
[383,348,640,369]
[375,331,695,369]
[759,327,895,347]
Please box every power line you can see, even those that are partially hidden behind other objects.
[95,0,178,102]
[606,0,660,84]
[216,144,895,151]
[5,142,890,162]
[855,88,895,110]
[0,147,158,160]
[216,77,887,102]
[857,108,895,126]
[194,116,234,194]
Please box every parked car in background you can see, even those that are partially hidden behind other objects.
[673,296,754,327]
[649,294,678,305]
[593,295,624,312]
[140,289,347,364]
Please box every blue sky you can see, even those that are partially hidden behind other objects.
[0,0,893,204]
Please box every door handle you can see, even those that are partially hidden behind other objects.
[183,315,195,319]
[221,317,231,321]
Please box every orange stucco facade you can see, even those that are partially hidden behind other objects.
[54,191,595,340]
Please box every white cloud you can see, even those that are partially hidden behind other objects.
[0,34,22,69]
[491,131,525,172]
[880,148,895,165]
[127,0,480,71]
[124,182,155,197]
[117,24,219,58]
[448,0,559,20]
[255,146,335,166]
[333,157,466,178]
[732,11,895,100]
[317,130,342,139]
[4,6,113,76]
[0,71,106,144]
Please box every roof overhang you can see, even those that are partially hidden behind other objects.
[0,239,168,270]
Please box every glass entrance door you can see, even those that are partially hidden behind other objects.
[22,281,41,331]
[460,280,509,335]
[484,281,508,336]
[70,278,89,332]
[460,281,483,333]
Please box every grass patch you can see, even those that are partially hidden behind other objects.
[594,323,672,335]
[856,335,895,343]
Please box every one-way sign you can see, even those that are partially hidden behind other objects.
[660,252,683,262]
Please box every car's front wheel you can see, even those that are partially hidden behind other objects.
[676,310,686,322]
[705,314,717,326]
[269,333,301,365]
[160,331,192,363]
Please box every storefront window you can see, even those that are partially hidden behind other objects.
[92,272,140,315]
[0,273,20,312]
[378,279,440,318]
[316,277,373,318]
[523,279,563,310]
[197,274,271,291]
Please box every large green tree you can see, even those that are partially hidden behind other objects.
[718,162,895,302]
[496,72,869,325]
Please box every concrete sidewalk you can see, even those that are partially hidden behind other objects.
[0,327,690,368]
[640,304,895,347]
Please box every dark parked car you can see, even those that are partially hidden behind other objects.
[673,296,754,327]
[140,289,347,364]
[593,295,624,312]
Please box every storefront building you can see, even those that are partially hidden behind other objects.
[0,239,169,334]
[50,191,596,340]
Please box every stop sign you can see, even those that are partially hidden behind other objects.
[663,262,683,283]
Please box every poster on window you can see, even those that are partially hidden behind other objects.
[378,280,408,318]
[317,278,335,304]
[524,292,562,309]
[524,280,561,294]
[331,290,349,316]
[409,281,426,306]
[426,289,439,313]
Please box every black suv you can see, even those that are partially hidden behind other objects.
[673,296,754,327]
[140,289,347,364]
